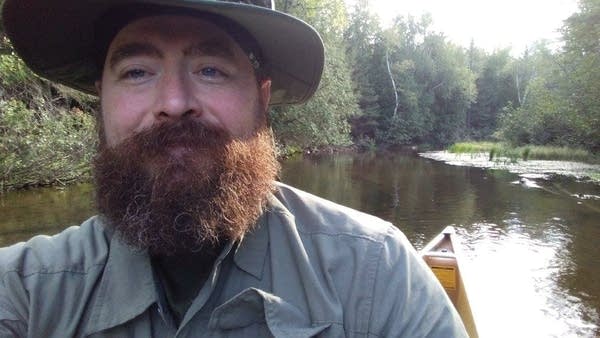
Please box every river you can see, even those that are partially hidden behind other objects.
[1,152,599,337]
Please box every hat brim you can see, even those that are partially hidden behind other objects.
[2,0,324,105]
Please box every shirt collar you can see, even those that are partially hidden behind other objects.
[84,231,157,335]
[233,193,290,280]
[233,209,270,280]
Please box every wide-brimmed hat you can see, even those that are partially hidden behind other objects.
[1,0,324,105]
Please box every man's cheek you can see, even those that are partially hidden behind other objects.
[102,114,144,146]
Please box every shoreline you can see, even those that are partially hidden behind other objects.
[448,142,599,165]
[4,143,599,193]
[420,150,600,185]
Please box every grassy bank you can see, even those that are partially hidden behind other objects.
[449,142,599,164]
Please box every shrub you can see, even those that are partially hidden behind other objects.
[0,51,98,192]
[0,99,97,191]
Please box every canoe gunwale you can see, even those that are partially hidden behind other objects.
[420,226,479,338]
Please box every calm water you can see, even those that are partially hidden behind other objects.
[1,152,599,337]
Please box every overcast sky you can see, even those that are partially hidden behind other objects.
[346,0,580,55]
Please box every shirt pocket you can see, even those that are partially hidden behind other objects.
[208,287,331,338]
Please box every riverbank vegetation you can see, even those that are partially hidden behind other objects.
[1,0,598,191]
[450,142,598,163]
[1,27,97,191]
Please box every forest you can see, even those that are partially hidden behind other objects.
[1,0,599,191]
[272,0,599,152]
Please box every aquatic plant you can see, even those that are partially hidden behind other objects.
[449,142,598,164]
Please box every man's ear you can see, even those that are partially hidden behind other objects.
[95,80,102,96]
[259,79,271,112]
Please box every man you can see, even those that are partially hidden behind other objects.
[0,0,468,337]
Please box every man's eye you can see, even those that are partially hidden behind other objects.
[122,69,148,80]
[199,67,225,78]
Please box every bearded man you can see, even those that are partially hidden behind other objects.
[0,0,467,337]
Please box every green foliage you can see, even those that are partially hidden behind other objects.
[0,54,97,112]
[449,141,499,153]
[449,141,597,163]
[559,0,600,152]
[270,45,357,149]
[350,14,475,147]
[493,0,599,153]
[344,0,383,117]
[344,0,595,153]
[354,136,377,152]
[0,99,96,191]
[467,48,516,140]
[0,54,30,86]
[497,75,575,147]
[496,37,596,151]
[0,50,97,192]
[272,0,358,150]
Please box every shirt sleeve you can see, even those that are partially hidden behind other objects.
[367,227,468,338]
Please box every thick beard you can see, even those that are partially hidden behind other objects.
[93,119,279,256]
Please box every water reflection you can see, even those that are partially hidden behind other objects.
[0,183,95,246]
[1,152,599,337]
[281,152,600,337]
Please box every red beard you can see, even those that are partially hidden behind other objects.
[93,119,279,256]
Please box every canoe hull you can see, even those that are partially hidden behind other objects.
[421,226,478,338]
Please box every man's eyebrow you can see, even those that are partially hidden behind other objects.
[108,42,163,70]
[183,38,236,61]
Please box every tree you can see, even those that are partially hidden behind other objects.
[467,49,515,140]
[560,0,600,151]
[425,37,476,145]
[366,15,432,145]
[271,0,359,150]
[365,14,474,147]
[344,0,383,143]
[498,0,599,152]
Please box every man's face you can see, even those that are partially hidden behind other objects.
[97,15,271,146]
[93,14,280,256]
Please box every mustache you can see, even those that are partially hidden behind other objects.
[111,119,232,153]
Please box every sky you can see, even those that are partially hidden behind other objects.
[347,0,580,55]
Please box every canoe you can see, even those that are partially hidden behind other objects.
[420,226,479,338]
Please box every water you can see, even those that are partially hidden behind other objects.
[1,152,599,337]
[0,183,95,246]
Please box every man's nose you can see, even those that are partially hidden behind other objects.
[155,70,196,119]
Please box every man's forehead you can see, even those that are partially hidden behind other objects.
[98,12,262,71]
[106,38,237,70]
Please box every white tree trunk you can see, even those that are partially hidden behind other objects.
[386,50,399,119]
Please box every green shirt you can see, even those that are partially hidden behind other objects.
[0,182,468,337]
